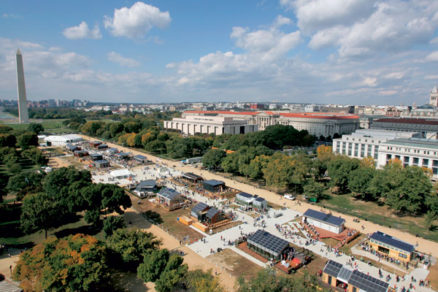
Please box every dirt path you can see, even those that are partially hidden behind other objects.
[81,134,438,258]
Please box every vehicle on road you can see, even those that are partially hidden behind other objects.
[284,194,295,200]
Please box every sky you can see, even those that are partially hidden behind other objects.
[1,0,438,105]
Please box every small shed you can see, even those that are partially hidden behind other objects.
[133,154,148,163]
[136,180,157,192]
[74,150,89,157]
[302,209,345,234]
[66,144,80,152]
[110,169,132,179]
[253,197,268,211]
[191,202,209,220]
[115,152,131,160]
[203,180,225,192]
[157,187,183,210]
[106,148,119,155]
[94,159,110,168]
[235,192,254,206]
[97,144,108,150]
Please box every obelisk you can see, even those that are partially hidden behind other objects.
[16,49,29,123]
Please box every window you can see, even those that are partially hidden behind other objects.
[399,253,407,259]
[423,159,429,167]
[413,157,419,165]
[328,276,332,285]
[433,160,438,167]
[352,287,357,292]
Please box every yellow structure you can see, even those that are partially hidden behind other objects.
[369,231,414,263]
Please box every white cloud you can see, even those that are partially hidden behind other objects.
[291,0,375,33]
[107,51,140,67]
[426,51,438,62]
[104,2,171,39]
[273,15,292,27]
[362,77,378,87]
[63,21,102,40]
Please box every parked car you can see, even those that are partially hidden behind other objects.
[284,194,295,200]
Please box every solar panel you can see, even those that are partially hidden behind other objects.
[247,230,289,256]
[370,231,414,253]
[323,260,342,277]
[337,267,353,282]
[191,202,209,214]
[349,270,389,292]
[203,180,225,187]
[206,207,220,219]
[303,209,345,226]
[237,192,253,199]
[158,187,180,200]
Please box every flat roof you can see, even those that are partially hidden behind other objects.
[183,172,203,180]
[247,230,289,257]
[303,209,345,227]
[236,192,253,199]
[136,180,156,189]
[374,117,438,125]
[184,110,359,120]
[370,231,414,253]
[382,138,438,150]
[206,207,220,219]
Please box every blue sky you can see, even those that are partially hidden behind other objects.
[1,0,438,105]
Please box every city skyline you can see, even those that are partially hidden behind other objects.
[0,0,438,105]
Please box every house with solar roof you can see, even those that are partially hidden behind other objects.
[302,209,345,234]
[322,260,390,292]
[190,202,210,220]
[235,192,268,211]
[203,180,225,192]
[157,187,184,210]
[247,230,290,260]
[369,231,415,263]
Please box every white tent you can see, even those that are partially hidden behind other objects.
[110,169,132,179]
[44,134,83,146]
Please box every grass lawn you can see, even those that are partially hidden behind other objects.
[319,193,438,242]
[2,118,73,134]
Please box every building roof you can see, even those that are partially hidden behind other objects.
[158,187,180,200]
[184,110,359,120]
[110,169,131,177]
[374,117,438,125]
[136,180,156,190]
[303,209,345,227]
[370,231,414,253]
[90,153,102,158]
[349,270,389,292]
[94,159,109,165]
[183,172,203,181]
[323,260,389,292]
[247,230,289,257]
[255,197,266,202]
[236,192,253,199]
[203,180,225,187]
[206,207,220,219]
[191,202,209,214]
[382,138,438,150]
[134,154,146,159]
[116,152,130,157]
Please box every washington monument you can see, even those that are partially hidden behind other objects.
[16,49,29,123]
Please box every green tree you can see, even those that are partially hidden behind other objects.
[185,269,224,292]
[21,147,48,165]
[327,156,360,193]
[17,132,38,149]
[0,133,17,147]
[303,180,325,202]
[348,167,376,200]
[154,254,188,292]
[137,249,170,282]
[81,184,132,226]
[7,170,44,199]
[202,149,226,170]
[106,229,160,270]
[103,216,125,237]
[27,123,44,134]
[13,234,110,292]
[20,193,62,238]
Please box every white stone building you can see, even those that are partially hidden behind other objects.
[333,129,421,160]
[429,86,438,107]
[377,138,438,178]
[163,115,257,136]
[182,111,359,137]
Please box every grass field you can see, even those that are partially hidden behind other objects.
[1,118,74,134]
[319,192,438,242]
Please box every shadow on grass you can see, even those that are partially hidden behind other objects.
[54,223,102,238]
[142,210,163,225]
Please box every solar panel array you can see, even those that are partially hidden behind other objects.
[349,270,389,292]
[323,260,342,277]
[191,202,209,214]
[158,187,180,200]
[203,180,225,187]
[303,209,345,226]
[370,231,414,253]
[237,192,253,199]
[206,207,220,219]
[247,230,289,256]
[337,267,353,282]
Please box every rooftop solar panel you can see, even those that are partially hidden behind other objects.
[323,260,342,277]
[191,202,209,214]
[237,192,253,199]
[158,187,180,200]
[337,267,353,283]
[203,180,225,187]
[349,270,389,292]
[370,231,414,253]
[206,207,220,219]
[303,209,345,227]
[247,230,289,257]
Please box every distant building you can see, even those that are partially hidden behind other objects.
[302,209,345,234]
[157,187,183,210]
[333,129,421,160]
[369,231,414,263]
[430,86,438,107]
[203,180,225,192]
[322,260,390,292]
[44,134,83,146]
[377,138,438,178]
[235,192,268,211]
[182,110,359,136]
[371,117,438,139]
[94,159,110,168]
[164,115,257,136]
